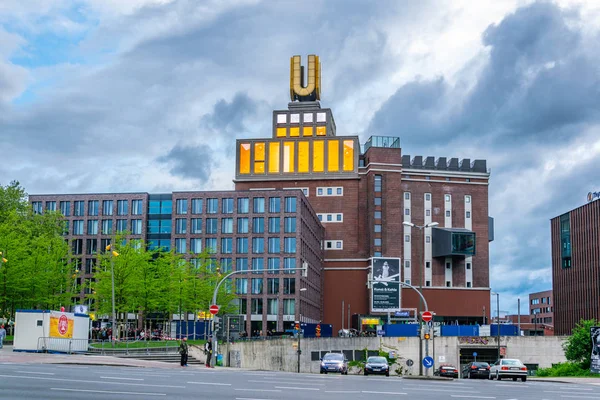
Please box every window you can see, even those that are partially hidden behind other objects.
[405,235,410,242]
[45,201,56,212]
[253,197,265,213]
[72,239,83,255]
[221,238,233,254]
[374,238,382,246]
[324,240,344,250]
[236,238,248,254]
[284,217,296,233]
[88,200,98,216]
[234,217,247,234]
[466,211,471,218]
[175,218,187,234]
[445,194,451,202]
[117,200,128,215]
[405,209,410,216]
[426,261,431,269]
[374,251,382,257]
[317,188,323,196]
[283,299,295,315]
[207,198,218,214]
[222,198,234,214]
[426,281,431,287]
[269,197,281,213]
[425,193,431,201]
[103,200,113,216]
[221,218,233,234]
[190,238,202,253]
[60,201,70,216]
[285,197,297,212]
[267,278,279,294]
[426,209,431,217]
[405,279,411,285]
[269,217,280,233]
[374,211,381,219]
[446,281,451,287]
[327,214,332,222]
[268,238,280,253]
[74,201,84,216]
[220,258,233,274]
[236,257,248,271]
[102,219,113,235]
[405,260,410,269]
[284,238,296,253]
[445,177,450,181]
[132,200,143,215]
[176,199,187,214]
[72,220,84,235]
[206,218,218,234]
[252,298,263,314]
[251,278,263,294]
[426,236,431,243]
[446,210,451,217]
[191,218,202,233]
[375,225,382,233]
[86,239,98,255]
[236,278,248,295]
[317,187,343,196]
[252,257,264,274]
[283,278,295,294]
[467,282,472,288]
[85,258,95,274]
[267,298,278,315]
[252,237,265,253]
[252,217,264,233]
[327,188,333,195]
[116,219,127,233]
[191,199,203,214]
[277,114,287,124]
[175,238,186,254]
[374,175,382,192]
[284,257,295,273]
[131,219,142,234]
[87,220,98,235]
[374,197,382,206]
[148,200,172,214]
[205,238,217,253]
[238,198,249,214]
[147,219,171,234]
[446,262,451,269]
[465,195,471,203]
[268,257,280,274]
[404,193,410,200]
[466,263,471,270]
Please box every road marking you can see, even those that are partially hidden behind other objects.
[362,391,407,395]
[16,371,55,375]
[235,389,282,392]
[325,390,361,393]
[51,388,166,396]
[559,396,600,399]
[187,381,232,386]
[0,374,185,388]
[236,398,272,400]
[100,376,144,381]
[450,396,496,399]
[249,379,325,386]
[275,386,320,391]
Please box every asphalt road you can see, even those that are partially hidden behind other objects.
[0,362,598,400]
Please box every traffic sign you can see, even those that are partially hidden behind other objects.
[406,359,414,367]
[473,351,478,357]
[422,356,434,369]
[209,304,219,315]
[422,311,433,322]
[377,330,385,336]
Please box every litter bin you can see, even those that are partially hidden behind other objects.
[216,353,223,366]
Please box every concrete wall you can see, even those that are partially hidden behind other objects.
[226,335,568,374]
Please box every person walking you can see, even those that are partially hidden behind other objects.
[204,338,213,368]
[179,337,188,367]
[0,325,5,349]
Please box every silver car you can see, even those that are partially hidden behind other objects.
[489,358,528,382]
[320,353,348,375]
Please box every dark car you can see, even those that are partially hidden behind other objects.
[462,362,490,379]
[364,356,390,376]
[435,365,459,378]
[320,353,348,375]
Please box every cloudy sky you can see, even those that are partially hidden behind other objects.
[2,0,599,315]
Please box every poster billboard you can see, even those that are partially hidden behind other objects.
[49,311,74,338]
[591,326,600,374]
[370,257,401,313]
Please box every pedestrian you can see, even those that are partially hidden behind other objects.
[204,338,213,368]
[179,337,188,367]
[0,325,5,349]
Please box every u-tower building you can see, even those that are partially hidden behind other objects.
[30,55,493,334]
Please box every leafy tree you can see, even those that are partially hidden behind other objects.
[563,319,600,369]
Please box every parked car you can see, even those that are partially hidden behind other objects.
[364,356,390,376]
[489,359,528,382]
[435,365,459,378]
[461,362,491,379]
[320,353,348,375]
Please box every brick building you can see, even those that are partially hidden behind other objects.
[529,289,554,336]
[552,196,600,335]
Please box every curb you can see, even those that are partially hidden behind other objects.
[403,375,453,381]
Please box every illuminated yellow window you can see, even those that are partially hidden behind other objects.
[343,140,354,171]
[290,127,300,137]
[239,143,251,174]
[276,127,287,137]
[255,142,265,161]
[316,126,326,136]
[313,141,324,172]
[303,126,313,137]
[298,141,310,173]
[283,142,295,173]
[269,142,280,173]
[328,140,339,172]
[254,161,265,174]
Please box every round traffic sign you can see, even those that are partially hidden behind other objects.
[406,359,414,367]
[473,352,478,357]
[422,356,434,368]
[209,304,219,315]
[422,311,433,322]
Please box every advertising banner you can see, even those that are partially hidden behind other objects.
[370,257,401,313]
[591,326,600,374]
[49,311,74,338]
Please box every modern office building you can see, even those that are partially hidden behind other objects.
[30,54,494,334]
[552,195,600,335]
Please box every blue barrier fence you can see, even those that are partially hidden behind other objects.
[380,324,520,337]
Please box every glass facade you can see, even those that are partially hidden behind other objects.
[560,213,572,268]
[451,232,476,255]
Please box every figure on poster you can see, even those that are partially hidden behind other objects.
[373,258,400,286]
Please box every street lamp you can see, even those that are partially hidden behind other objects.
[106,245,119,345]
[297,287,307,373]
[492,292,500,360]
[402,220,438,376]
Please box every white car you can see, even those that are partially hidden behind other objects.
[489,359,528,382]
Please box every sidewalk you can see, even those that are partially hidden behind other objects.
[529,377,600,386]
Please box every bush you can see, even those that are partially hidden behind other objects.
[536,362,594,377]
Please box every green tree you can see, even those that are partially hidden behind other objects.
[563,319,600,369]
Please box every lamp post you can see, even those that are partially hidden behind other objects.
[106,245,119,345]
[492,292,500,360]
[534,310,538,337]
[297,287,307,373]
[402,221,438,376]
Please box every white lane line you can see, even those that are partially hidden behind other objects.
[560,396,600,399]
[235,389,282,392]
[51,387,165,396]
[275,386,320,391]
[16,371,55,375]
[560,387,593,391]
[0,374,184,388]
[450,396,496,399]
[100,376,144,381]
[187,381,232,386]
[362,390,407,395]
[248,379,325,386]
[325,390,361,393]
[236,398,272,400]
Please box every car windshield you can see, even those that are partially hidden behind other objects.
[367,357,387,364]
[473,362,489,367]
[324,354,344,361]
[502,360,522,366]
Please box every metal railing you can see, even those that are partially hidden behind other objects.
[86,339,180,356]
[37,337,89,354]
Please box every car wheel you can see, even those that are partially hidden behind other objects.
[364,371,368,376]
[488,373,494,380]
[320,370,324,374]
[521,377,527,382]
[386,372,390,377]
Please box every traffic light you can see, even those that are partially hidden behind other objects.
[295,323,300,331]
[214,317,221,332]
[424,333,431,340]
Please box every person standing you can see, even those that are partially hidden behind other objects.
[0,325,5,349]
[179,337,188,367]
[204,338,213,368]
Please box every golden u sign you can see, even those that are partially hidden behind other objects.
[290,54,321,102]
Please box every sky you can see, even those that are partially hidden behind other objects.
[1,0,599,317]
